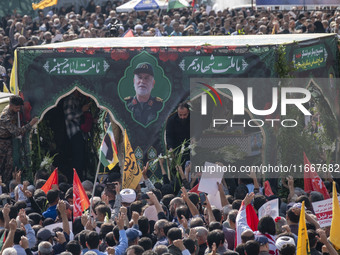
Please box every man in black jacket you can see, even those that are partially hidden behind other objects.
[166,102,190,151]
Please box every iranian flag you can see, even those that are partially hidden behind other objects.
[167,0,189,11]
[99,123,118,170]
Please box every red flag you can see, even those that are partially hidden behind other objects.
[191,0,195,7]
[73,169,90,219]
[124,29,134,37]
[189,183,200,194]
[235,202,259,247]
[304,152,330,199]
[264,181,274,197]
[245,203,259,231]
[41,168,58,194]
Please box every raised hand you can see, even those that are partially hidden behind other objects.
[146,191,158,204]
[179,215,188,230]
[106,247,116,255]
[55,232,66,244]
[243,193,255,207]
[102,194,109,205]
[116,213,125,230]
[132,211,139,224]
[181,186,189,200]
[142,162,149,179]
[57,200,66,215]
[9,218,17,231]
[173,239,186,251]
[20,236,29,249]
[81,214,89,227]
[19,209,28,225]
[316,229,328,244]
[120,206,127,216]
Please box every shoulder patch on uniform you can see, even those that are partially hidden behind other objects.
[155,97,163,102]
[124,96,131,100]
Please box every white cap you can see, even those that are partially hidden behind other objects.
[120,188,136,203]
[275,236,295,251]
[134,24,143,30]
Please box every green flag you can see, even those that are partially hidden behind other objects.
[167,0,188,11]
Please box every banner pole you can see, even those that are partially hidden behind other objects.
[89,161,101,217]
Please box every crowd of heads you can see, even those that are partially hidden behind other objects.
[0,162,338,255]
[0,1,340,255]
[0,1,339,85]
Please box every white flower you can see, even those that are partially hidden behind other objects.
[40,158,49,169]
[40,137,43,142]
[180,144,185,154]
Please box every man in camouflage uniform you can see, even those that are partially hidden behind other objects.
[0,95,38,184]
[125,62,163,126]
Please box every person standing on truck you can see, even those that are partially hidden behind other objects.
[0,95,38,184]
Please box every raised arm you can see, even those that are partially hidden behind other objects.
[205,195,216,223]
[147,191,164,215]
[217,182,229,207]
[0,219,16,253]
[57,200,70,235]
[142,162,155,191]
[181,187,199,217]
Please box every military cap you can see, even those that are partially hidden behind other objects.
[134,62,154,76]
[9,95,24,106]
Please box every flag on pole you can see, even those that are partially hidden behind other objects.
[296,201,311,255]
[123,29,134,37]
[0,230,6,250]
[167,0,189,11]
[123,129,142,189]
[10,50,18,95]
[41,168,58,194]
[191,0,195,7]
[32,0,58,10]
[246,204,259,231]
[330,182,340,250]
[264,180,274,197]
[189,183,200,194]
[303,152,330,199]
[235,200,259,247]
[73,169,90,219]
[99,123,118,170]
[2,83,9,93]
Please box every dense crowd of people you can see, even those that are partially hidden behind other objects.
[0,1,340,255]
[0,157,339,255]
[0,1,339,89]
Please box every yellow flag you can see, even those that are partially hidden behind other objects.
[32,0,58,10]
[122,129,142,189]
[9,50,18,95]
[2,83,9,93]
[296,201,311,255]
[330,182,340,250]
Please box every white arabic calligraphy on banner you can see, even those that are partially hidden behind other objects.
[43,58,110,75]
[179,55,249,75]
